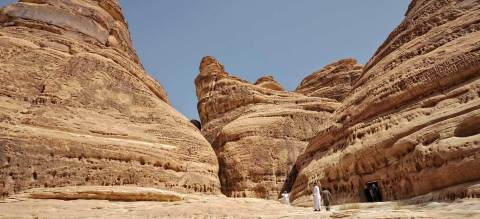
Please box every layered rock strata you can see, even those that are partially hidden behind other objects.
[195,56,340,198]
[29,186,184,202]
[291,0,480,205]
[295,58,362,101]
[0,0,220,197]
[254,76,285,91]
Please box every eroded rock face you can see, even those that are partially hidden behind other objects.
[0,0,220,197]
[254,76,284,91]
[291,0,480,205]
[195,56,339,198]
[296,58,362,101]
[29,186,184,202]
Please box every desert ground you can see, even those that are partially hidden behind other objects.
[0,186,478,219]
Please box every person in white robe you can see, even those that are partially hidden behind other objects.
[280,191,290,205]
[313,183,322,211]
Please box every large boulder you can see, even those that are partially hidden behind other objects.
[0,0,220,197]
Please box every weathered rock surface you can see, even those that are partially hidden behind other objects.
[254,75,285,91]
[296,58,363,101]
[195,56,339,198]
[291,0,480,205]
[29,186,183,202]
[0,0,220,197]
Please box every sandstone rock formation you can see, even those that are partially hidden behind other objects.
[254,76,285,91]
[2,0,477,209]
[295,58,362,101]
[290,0,480,205]
[195,56,340,198]
[0,0,220,197]
[29,186,183,202]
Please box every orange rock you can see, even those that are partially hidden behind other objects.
[290,0,480,204]
[195,56,340,199]
[0,0,220,197]
[296,58,362,101]
[254,76,285,91]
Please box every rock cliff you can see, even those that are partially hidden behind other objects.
[290,0,480,205]
[0,0,220,197]
[195,56,341,198]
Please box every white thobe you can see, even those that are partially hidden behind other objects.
[313,185,322,210]
[281,193,290,205]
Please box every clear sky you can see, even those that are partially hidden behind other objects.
[1,1,411,120]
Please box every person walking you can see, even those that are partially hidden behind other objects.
[313,183,322,211]
[321,188,333,211]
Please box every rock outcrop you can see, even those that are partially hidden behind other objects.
[296,58,363,101]
[195,56,339,198]
[290,0,480,205]
[0,0,220,197]
[254,76,284,91]
[29,186,184,202]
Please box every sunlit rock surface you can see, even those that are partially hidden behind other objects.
[254,75,285,91]
[195,56,340,198]
[296,58,362,101]
[0,0,220,197]
[291,0,480,205]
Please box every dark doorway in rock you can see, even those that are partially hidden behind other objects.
[367,181,382,202]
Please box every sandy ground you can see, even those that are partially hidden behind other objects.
[0,187,479,219]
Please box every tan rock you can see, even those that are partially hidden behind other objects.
[29,186,183,202]
[0,0,220,197]
[291,0,480,205]
[254,75,285,91]
[195,56,339,199]
[296,58,362,101]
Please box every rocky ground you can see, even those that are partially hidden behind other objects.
[0,186,478,219]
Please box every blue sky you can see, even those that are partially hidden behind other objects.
[1,1,410,120]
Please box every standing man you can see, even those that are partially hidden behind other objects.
[369,185,377,202]
[321,188,333,211]
[364,185,373,202]
[281,191,290,205]
[313,183,322,211]
[371,184,380,202]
